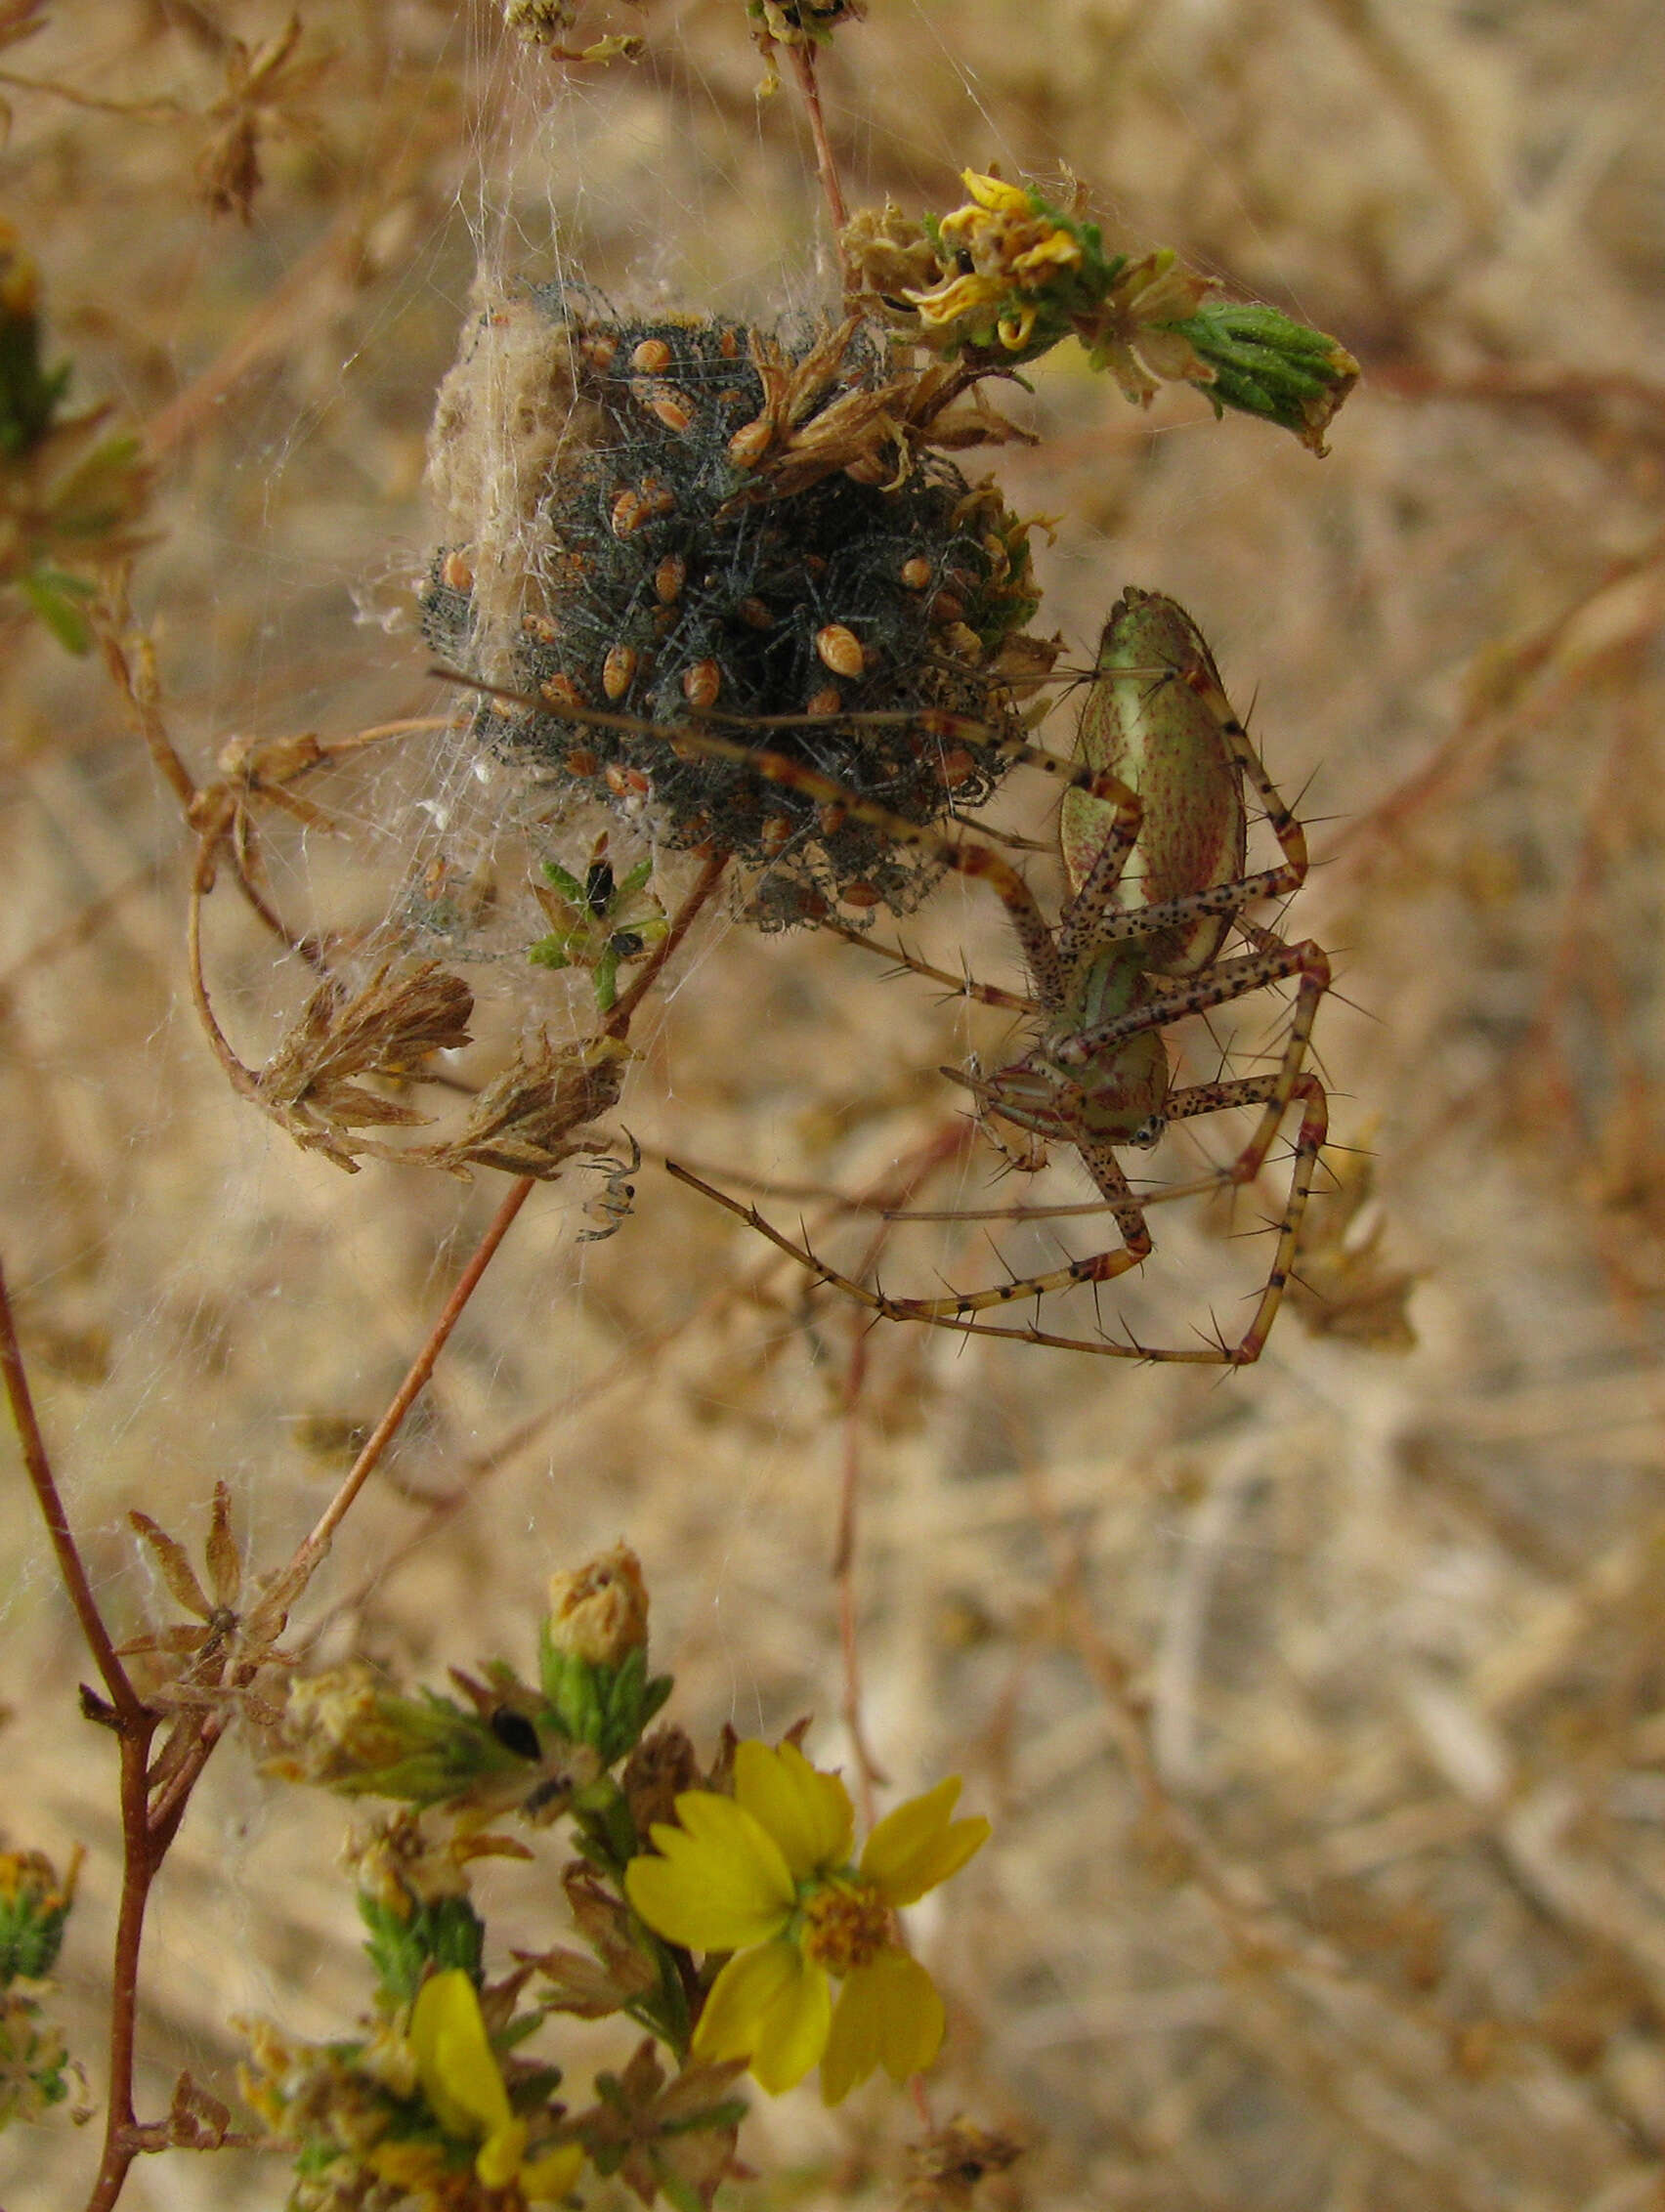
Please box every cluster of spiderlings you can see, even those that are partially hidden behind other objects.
[423,306,1040,928]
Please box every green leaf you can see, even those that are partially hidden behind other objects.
[18,568,94,655]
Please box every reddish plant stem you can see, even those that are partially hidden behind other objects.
[835,1318,886,1823]
[89,1731,163,2212]
[186,831,263,1102]
[0,1258,143,1725]
[0,1256,158,2211]
[603,848,730,1034]
[285,1171,538,1584]
[784,41,848,239]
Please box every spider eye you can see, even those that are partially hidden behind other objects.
[1130,1113,1166,1149]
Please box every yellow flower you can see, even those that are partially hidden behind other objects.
[408,1970,582,2199]
[907,171,1085,351]
[624,1741,989,2105]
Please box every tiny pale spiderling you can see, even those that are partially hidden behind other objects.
[625,1738,988,2104]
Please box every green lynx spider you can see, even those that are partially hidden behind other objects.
[665,589,1331,1364]
[444,591,1330,1361]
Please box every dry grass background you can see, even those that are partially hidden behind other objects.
[3,0,1665,2206]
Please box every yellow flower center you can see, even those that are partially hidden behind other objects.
[800,1879,893,1975]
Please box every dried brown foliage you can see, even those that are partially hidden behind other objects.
[3,0,1665,2208]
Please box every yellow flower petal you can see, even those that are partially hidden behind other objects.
[905,270,1004,329]
[961,169,1030,214]
[626,1793,795,1949]
[861,1777,990,1904]
[520,2141,586,2199]
[996,306,1040,353]
[734,1740,853,1879]
[1012,232,1082,278]
[693,1939,832,2095]
[409,1970,513,2142]
[821,1947,945,2105]
[477,2117,531,2190]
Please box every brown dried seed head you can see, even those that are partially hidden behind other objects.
[522,612,559,643]
[581,333,618,370]
[440,549,474,594]
[839,880,883,910]
[602,645,637,701]
[815,624,866,679]
[759,814,793,858]
[605,763,652,798]
[900,556,932,591]
[935,747,977,787]
[928,592,965,625]
[738,597,774,630]
[629,337,673,374]
[843,453,890,486]
[818,800,847,835]
[728,419,772,469]
[940,622,983,660]
[565,748,601,778]
[719,325,741,359]
[682,659,721,710]
[654,554,686,604]
[805,686,842,719]
[541,673,585,709]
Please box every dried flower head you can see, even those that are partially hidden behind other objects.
[859,172,1359,454]
[269,1662,568,1814]
[546,1543,649,1668]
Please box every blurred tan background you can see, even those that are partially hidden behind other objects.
[3,0,1664,2205]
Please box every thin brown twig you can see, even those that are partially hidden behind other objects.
[98,591,197,812]
[835,1316,887,1819]
[285,1173,537,1585]
[603,848,731,1034]
[0,1255,162,2212]
[784,41,849,240]
[0,1263,144,1723]
[185,830,262,1101]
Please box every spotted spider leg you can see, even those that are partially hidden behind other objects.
[438,640,1327,1361]
[664,595,1328,1362]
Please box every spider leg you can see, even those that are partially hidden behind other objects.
[651,723,1077,1003]
[1160,1067,1330,1365]
[1060,938,1330,1068]
[1054,787,1144,973]
[665,1156,1152,1322]
[1065,856,1307,960]
[816,915,1039,1014]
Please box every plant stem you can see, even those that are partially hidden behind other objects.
[0,1257,144,1724]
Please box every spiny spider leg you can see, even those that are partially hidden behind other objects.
[431,669,1142,1007]
[440,594,1332,1364]
[664,1159,1273,1366]
[817,915,1038,1014]
[675,590,1328,1363]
